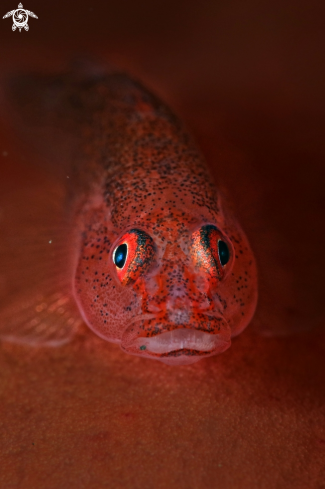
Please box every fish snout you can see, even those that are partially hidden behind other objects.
[143,259,214,316]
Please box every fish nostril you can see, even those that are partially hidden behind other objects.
[145,275,159,295]
[146,302,162,313]
[166,290,191,311]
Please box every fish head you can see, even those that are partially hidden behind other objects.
[74,203,258,366]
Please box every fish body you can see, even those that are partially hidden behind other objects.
[0,69,258,365]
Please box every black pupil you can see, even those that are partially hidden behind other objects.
[114,244,127,268]
[218,240,230,266]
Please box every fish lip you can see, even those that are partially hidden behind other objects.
[132,328,230,355]
[121,312,231,360]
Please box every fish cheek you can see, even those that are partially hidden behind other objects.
[73,235,141,343]
[220,230,258,337]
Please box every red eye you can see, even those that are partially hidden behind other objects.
[190,225,231,284]
[112,229,155,285]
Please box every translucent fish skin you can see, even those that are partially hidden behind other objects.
[3,70,258,365]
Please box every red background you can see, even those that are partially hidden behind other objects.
[0,1,324,487]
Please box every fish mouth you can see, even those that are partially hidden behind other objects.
[120,313,231,366]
